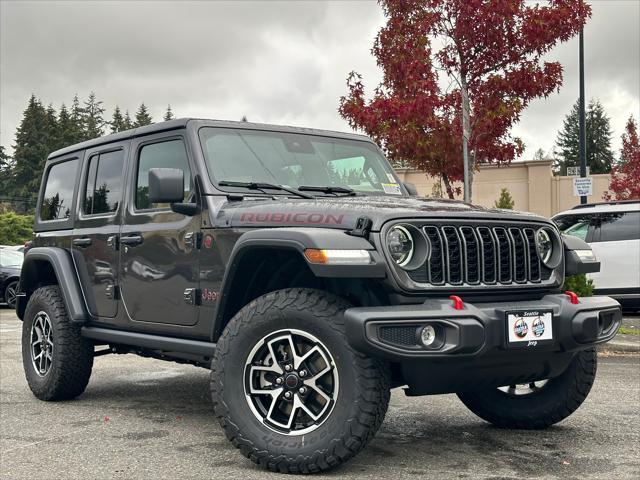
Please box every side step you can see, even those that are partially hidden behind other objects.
[81,327,216,357]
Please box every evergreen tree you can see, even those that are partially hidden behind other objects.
[110,106,127,133]
[11,95,51,207]
[44,103,59,153]
[554,99,614,175]
[82,92,106,139]
[57,103,78,149]
[123,110,134,130]
[68,94,85,144]
[163,105,174,122]
[134,103,153,127]
[494,188,515,209]
[0,146,12,198]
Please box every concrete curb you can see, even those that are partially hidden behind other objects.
[598,333,640,354]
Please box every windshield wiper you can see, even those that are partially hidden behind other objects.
[218,181,314,199]
[298,185,357,196]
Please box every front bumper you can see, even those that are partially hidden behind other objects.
[344,294,622,395]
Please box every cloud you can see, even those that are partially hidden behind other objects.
[1,0,637,162]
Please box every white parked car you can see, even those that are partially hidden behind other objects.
[552,200,640,310]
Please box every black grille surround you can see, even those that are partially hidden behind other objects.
[382,219,562,292]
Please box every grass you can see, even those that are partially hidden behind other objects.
[619,326,640,335]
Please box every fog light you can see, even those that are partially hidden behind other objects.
[420,325,436,347]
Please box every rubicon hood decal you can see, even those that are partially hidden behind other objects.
[210,195,544,230]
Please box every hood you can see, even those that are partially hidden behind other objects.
[209,195,547,231]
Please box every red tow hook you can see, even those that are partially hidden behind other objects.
[565,290,580,304]
[449,295,464,310]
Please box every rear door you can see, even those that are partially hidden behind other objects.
[118,133,200,326]
[589,210,640,292]
[72,144,128,318]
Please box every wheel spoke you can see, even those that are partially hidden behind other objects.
[249,364,281,376]
[304,382,330,404]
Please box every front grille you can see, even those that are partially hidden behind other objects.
[407,223,553,287]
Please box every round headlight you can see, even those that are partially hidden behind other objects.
[535,228,554,266]
[387,225,414,266]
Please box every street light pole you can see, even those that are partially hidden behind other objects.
[578,26,587,205]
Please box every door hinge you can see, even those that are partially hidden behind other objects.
[185,232,202,250]
[105,284,119,300]
[184,288,201,306]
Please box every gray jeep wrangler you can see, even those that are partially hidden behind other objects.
[17,119,621,473]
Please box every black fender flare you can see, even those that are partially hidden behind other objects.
[211,227,386,340]
[17,247,89,323]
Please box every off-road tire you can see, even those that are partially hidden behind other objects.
[211,288,390,474]
[22,286,94,401]
[457,348,597,429]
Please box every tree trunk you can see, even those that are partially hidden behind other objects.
[460,76,473,202]
[442,173,455,199]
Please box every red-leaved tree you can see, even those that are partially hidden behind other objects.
[604,116,640,201]
[339,0,590,200]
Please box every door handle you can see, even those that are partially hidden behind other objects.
[120,234,143,246]
[73,238,92,247]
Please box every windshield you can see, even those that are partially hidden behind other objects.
[0,249,23,268]
[199,128,404,196]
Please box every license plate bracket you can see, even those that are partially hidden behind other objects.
[506,310,554,348]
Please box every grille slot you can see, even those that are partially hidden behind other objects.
[407,223,553,287]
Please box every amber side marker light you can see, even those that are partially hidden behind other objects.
[304,249,371,265]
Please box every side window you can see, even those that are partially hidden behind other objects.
[40,159,79,221]
[595,212,640,242]
[554,213,597,242]
[83,150,125,215]
[136,139,192,210]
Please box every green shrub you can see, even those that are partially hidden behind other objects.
[0,211,34,245]
[494,188,515,209]
[562,274,594,297]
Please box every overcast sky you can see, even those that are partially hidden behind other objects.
[1,0,638,162]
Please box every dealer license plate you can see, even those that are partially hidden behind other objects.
[506,310,553,347]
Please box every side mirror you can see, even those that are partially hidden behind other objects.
[562,234,600,275]
[403,181,418,196]
[149,168,185,204]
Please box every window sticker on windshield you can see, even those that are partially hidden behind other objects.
[386,173,396,182]
[382,183,402,195]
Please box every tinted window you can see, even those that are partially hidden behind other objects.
[40,159,78,221]
[83,150,125,215]
[136,139,191,209]
[596,211,640,242]
[553,214,597,241]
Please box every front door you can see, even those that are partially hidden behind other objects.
[72,145,127,318]
[119,134,200,326]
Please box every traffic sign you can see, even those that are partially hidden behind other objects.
[573,177,593,197]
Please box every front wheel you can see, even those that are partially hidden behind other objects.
[457,348,597,429]
[21,286,94,401]
[4,280,18,309]
[211,288,390,474]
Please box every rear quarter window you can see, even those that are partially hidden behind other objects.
[40,159,79,221]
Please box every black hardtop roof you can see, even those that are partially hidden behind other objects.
[48,118,372,159]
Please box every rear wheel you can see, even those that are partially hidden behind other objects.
[21,286,94,401]
[211,288,390,473]
[457,348,597,429]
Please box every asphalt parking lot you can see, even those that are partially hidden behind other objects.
[1,307,639,480]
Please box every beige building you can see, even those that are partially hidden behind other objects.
[394,159,612,218]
